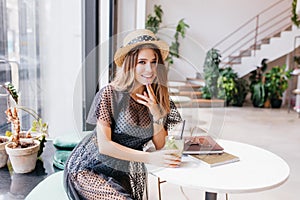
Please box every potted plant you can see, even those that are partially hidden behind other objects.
[232,78,249,107]
[0,83,16,168]
[217,67,248,106]
[1,82,48,173]
[146,4,190,66]
[264,65,292,108]
[0,135,9,168]
[249,59,268,108]
[201,48,221,99]
[217,67,238,106]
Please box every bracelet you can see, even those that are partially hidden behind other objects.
[153,117,164,125]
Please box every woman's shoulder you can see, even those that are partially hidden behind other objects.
[99,84,115,95]
[99,84,126,100]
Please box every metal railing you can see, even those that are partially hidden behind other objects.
[213,0,293,67]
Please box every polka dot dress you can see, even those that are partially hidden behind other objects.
[64,85,182,200]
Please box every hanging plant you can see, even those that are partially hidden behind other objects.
[291,0,300,27]
[146,4,190,65]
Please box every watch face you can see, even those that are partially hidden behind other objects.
[154,118,164,125]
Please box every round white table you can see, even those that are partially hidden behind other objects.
[147,140,290,200]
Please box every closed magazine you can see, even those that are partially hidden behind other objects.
[183,136,224,154]
[189,152,240,167]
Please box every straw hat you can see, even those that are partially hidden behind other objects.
[114,29,169,67]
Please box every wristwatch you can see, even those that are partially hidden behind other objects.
[153,117,164,125]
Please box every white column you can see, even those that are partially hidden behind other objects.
[99,0,110,88]
[39,0,82,138]
[297,0,300,14]
[136,0,146,29]
[296,76,300,110]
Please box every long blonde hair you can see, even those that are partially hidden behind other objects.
[111,44,170,113]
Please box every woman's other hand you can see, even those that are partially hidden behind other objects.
[148,149,182,168]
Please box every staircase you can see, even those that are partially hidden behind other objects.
[232,26,300,77]
[168,79,225,108]
[213,0,296,77]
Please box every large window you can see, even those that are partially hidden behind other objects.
[82,0,117,131]
[0,0,40,135]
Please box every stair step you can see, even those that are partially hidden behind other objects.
[260,38,270,45]
[192,99,225,107]
[173,98,225,108]
[179,91,202,98]
[168,81,202,91]
[249,44,261,51]
[228,56,241,63]
[221,61,242,66]
[284,25,292,31]
[273,32,281,37]
[186,78,205,86]
[239,49,252,57]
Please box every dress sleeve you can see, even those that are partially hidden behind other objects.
[164,99,182,131]
[86,85,113,126]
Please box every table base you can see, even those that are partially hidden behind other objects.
[205,192,217,200]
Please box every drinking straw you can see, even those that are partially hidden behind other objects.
[180,120,186,139]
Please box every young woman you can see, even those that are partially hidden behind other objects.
[64,29,182,200]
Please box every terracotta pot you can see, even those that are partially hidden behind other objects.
[0,136,9,168]
[5,140,40,173]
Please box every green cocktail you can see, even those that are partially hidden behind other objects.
[164,135,184,157]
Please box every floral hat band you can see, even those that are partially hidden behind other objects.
[114,29,169,67]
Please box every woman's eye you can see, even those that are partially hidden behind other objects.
[151,61,158,66]
[138,61,146,64]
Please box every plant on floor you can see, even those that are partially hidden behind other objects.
[201,48,221,99]
[294,55,300,65]
[264,64,292,108]
[217,67,238,105]
[146,4,190,65]
[232,78,249,106]
[249,59,268,107]
[217,67,248,106]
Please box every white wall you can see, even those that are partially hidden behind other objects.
[146,0,284,81]
[116,0,146,46]
[39,0,82,139]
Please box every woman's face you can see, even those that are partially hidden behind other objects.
[134,48,157,86]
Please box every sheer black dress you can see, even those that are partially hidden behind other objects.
[64,85,182,200]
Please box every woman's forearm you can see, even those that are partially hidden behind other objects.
[97,122,180,167]
[152,123,167,150]
[96,123,151,163]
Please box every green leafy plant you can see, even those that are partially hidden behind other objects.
[1,82,48,152]
[232,78,249,106]
[201,48,221,99]
[265,65,292,100]
[294,55,300,65]
[146,4,190,65]
[291,0,299,27]
[1,82,19,105]
[250,82,266,108]
[145,5,163,34]
[249,59,268,107]
[217,67,240,106]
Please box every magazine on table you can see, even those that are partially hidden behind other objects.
[188,152,240,167]
[183,135,224,155]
